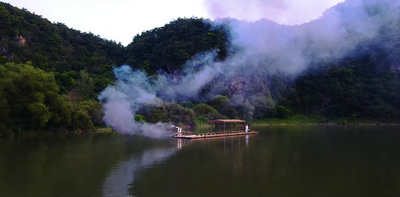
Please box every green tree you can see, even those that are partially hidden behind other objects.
[208,95,230,111]
[75,70,95,99]
[135,114,146,123]
[275,105,291,119]
[78,99,104,126]
[127,18,227,74]
[164,103,196,127]
[146,106,168,123]
[0,62,59,129]
[193,103,220,120]
[181,101,195,109]
[0,62,96,133]
[27,102,51,128]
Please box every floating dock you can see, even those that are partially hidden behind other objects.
[171,119,258,139]
[173,131,258,139]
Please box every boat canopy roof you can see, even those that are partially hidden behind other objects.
[208,119,246,123]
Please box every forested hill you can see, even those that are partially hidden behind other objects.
[0,2,127,93]
[127,18,228,74]
[1,1,400,136]
[0,2,228,92]
[0,2,228,136]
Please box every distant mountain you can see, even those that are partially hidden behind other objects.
[278,0,400,121]
[183,0,400,121]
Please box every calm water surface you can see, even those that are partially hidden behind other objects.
[1,125,400,197]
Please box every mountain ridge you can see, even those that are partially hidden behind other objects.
[1,0,400,136]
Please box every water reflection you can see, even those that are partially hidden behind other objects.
[102,136,253,197]
[191,135,254,151]
[4,126,400,197]
[129,126,400,197]
[103,139,192,197]
[176,138,192,150]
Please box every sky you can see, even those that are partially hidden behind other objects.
[4,0,344,46]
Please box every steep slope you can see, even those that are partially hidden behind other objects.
[0,2,126,93]
[126,18,227,74]
[100,0,400,130]
[2,0,400,137]
[276,0,400,121]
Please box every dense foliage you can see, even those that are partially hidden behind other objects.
[0,3,230,135]
[279,57,400,122]
[0,2,125,95]
[0,63,101,135]
[126,18,227,74]
[1,1,400,136]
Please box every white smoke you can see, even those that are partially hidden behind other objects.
[98,66,170,138]
[99,0,400,136]
[99,86,135,134]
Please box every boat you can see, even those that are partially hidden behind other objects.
[171,119,258,139]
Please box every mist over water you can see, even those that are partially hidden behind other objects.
[99,0,400,136]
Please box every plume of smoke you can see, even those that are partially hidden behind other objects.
[98,66,170,138]
[156,50,222,100]
[210,0,399,75]
[99,86,135,134]
[99,0,400,134]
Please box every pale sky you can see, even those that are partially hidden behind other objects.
[3,0,344,46]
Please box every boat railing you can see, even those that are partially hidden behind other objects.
[197,131,244,136]
[170,131,193,137]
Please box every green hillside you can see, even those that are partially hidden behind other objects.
[0,2,229,135]
[278,56,400,123]
[1,1,400,136]
[127,18,227,74]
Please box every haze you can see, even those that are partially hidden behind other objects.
[3,0,344,45]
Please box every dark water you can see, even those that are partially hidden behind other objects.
[1,125,400,197]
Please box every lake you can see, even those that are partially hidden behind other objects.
[1,125,400,197]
